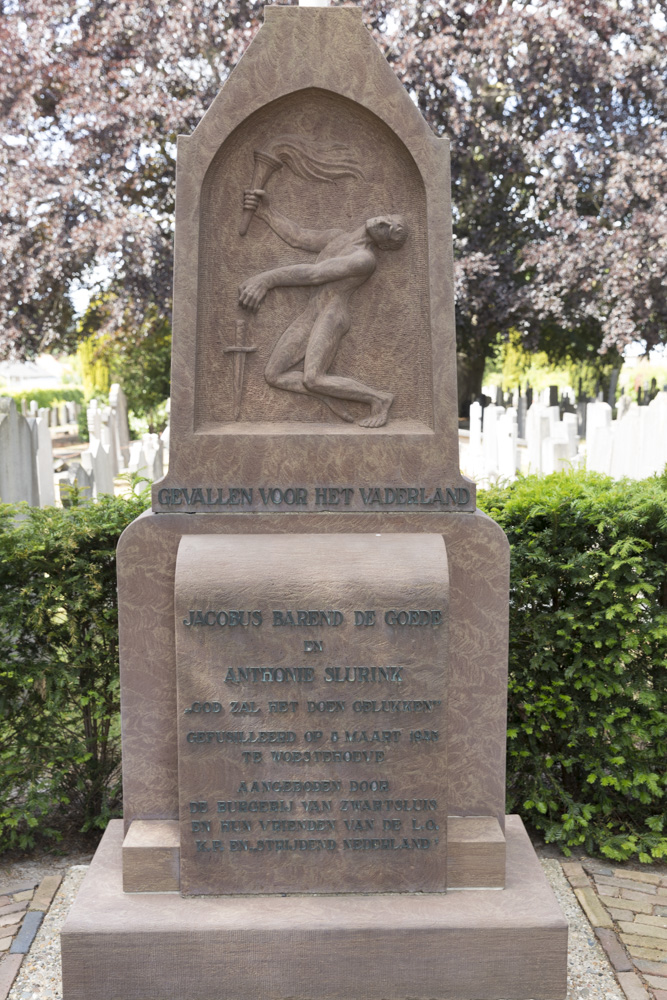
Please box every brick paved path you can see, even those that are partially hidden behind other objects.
[0,876,61,1000]
[563,861,667,1000]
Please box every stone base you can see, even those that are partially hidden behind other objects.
[447,816,506,888]
[122,820,180,893]
[62,816,567,1000]
[122,816,506,893]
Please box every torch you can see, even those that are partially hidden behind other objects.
[238,150,284,236]
[239,135,365,237]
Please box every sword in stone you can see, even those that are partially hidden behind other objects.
[224,318,257,420]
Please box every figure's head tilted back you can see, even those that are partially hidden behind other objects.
[366,215,408,251]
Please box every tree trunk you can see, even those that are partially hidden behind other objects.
[456,351,487,418]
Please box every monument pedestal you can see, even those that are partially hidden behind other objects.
[62,817,566,1000]
[60,8,568,998]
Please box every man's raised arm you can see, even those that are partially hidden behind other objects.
[243,189,340,252]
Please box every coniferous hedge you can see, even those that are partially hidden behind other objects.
[0,489,148,850]
[0,472,664,860]
[5,387,85,410]
[479,471,667,862]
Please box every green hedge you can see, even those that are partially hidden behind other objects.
[5,387,85,410]
[0,489,148,851]
[479,471,667,862]
[0,472,664,860]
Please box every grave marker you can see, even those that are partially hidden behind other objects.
[61,9,567,1000]
[0,398,39,505]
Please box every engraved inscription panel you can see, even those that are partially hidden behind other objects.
[175,533,448,895]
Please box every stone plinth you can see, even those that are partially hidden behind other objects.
[62,816,567,1000]
[117,509,509,838]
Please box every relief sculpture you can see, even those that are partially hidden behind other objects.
[238,136,408,428]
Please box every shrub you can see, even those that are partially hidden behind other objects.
[479,470,667,862]
[6,387,85,410]
[0,488,148,851]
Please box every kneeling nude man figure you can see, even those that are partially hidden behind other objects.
[239,189,408,427]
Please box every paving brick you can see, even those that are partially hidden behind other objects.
[622,887,659,902]
[575,886,614,928]
[610,907,638,921]
[0,923,22,940]
[0,953,23,1000]
[645,973,667,989]
[636,915,667,929]
[652,990,667,1000]
[633,959,667,977]
[656,906,667,918]
[0,911,25,934]
[594,927,632,972]
[620,921,667,941]
[597,875,657,893]
[614,869,663,886]
[0,901,28,920]
[628,945,667,961]
[622,931,667,950]
[596,882,621,897]
[0,879,38,897]
[9,911,42,955]
[635,958,667,976]
[562,862,590,887]
[583,862,614,876]
[600,893,653,914]
[0,940,10,954]
[29,874,61,913]
[10,891,32,904]
[616,970,651,1000]
[0,901,8,910]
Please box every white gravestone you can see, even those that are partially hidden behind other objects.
[464,401,483,481]
[81,438,115,497]
[0,398,39,505]
[87,399,103,443]
[58,463,94,505]
[29,407,56,506]
[109,384,131,472]
[525,402,551,474]
[497,407,518,481]
[586,401,613,474]
[128,433,164,482]
[481,403,502,483]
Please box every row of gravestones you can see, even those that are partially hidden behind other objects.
[20,398,80,428]
[0,384,169,507]
[463,389,667,484]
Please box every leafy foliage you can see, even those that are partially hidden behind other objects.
[4,387,84,410]
[484,329,622,400]
[0,488,149,851]
[84,303,172,432]
[479,471,667,862]
[77,333,112,401]
[1,1,665,407]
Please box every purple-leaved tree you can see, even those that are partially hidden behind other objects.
[1,0,666,407]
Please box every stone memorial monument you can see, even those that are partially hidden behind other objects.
[61,7,567,999]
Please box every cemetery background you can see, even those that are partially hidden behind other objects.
[0,465,665,1000]
[0,3,665,998]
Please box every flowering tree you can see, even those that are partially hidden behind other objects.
[1,0,666,407]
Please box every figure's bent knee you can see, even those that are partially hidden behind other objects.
[303,371,324,392]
